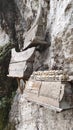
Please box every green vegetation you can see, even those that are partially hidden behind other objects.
[0,91,16,130]
[0,42,17,130]
[0,101,10,130]
[4,122,16,130]
[0,42,14,64]
[0,62,17,130]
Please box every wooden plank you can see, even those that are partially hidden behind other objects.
[7,70,24,78]
[24,91,73,111]
[8,61,27,77]
[25,80,65,101]
[31,70,69,81]
[23,26,48,50]
[9,62,26,70]
[32,36,48,45]
[24,92,59,108]
[25,81,41,95]
[40,82,65,101]
[10,47,35,63]
[22,0,48,50]
[23,25,38,49]
[23,70,73,111]
[8,47,35,77]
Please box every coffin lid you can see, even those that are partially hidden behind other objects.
[30,70,69,81]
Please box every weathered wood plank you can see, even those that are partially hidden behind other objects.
[7,47,35,77]
[25,81,41,95]
[32,36,48,45]
[23,26,48,50]
[25,80,65,101]
[9,62,26,70]
[23,25,38,49]
[23,0,48,50]
[24,71,73,111]
[7,70,24,78]
[40,82,64,101]
[8,61,27,77]
[11,47,35,63]
[24,92,59,108]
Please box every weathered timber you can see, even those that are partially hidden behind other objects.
[10,47,35,63]
[31,70,69,81]
[24,70,73,112]
[7,62,26,78]
[7,47,35,78]
[23,0,48,50]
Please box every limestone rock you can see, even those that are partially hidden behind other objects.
[0,0,73,130]
[9,0,73,130]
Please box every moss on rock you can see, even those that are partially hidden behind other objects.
[0,105,10,130]
[0,42,17,130]
[0,42,14,64]
[4,122,16,130]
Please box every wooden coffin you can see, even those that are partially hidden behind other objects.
[7,47,35,78]
[23,0,48,50]
[24,70,73,112]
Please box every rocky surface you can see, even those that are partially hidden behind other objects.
[0,0,73,130]
[9,92,73,130]
[47,0,73,73]
[0,24,17,130]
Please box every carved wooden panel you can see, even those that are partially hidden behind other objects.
[24,71,73,112]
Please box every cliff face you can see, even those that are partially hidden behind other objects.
[48,0,73,72]
[0,0,73,130]
[12,0,73,73]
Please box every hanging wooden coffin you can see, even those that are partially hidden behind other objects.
[24,70,73,112]
[7,47,35,78]
[23,0,48,50]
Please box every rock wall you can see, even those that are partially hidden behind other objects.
[47,0,73,73]
[0,0,73,130]
[9,93,73,130]
[8,0,73,130]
